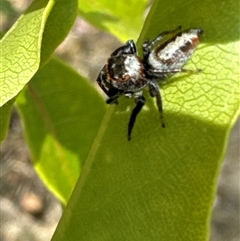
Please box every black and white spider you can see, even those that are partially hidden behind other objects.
[96,26,203,140]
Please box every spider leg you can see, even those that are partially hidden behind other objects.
[96,69,111,96]
[128,94,145,141]
[111,40,137,57]
[106,94,120,104]
[175,68,202,74]
[105,87,123,104]
[107,90,135,104]
[149,80,165,128]
[143,26,181,60]
[148,68,202,77]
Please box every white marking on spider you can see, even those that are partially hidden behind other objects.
[123,56,142,77]
[148,31,199,71]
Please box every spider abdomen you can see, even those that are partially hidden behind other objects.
[148,29,202,72]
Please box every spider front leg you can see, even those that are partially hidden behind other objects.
[105,86,123,104]
[111,40,137,57]
[106,94,120,104]
[143,26,181,61]
[147,67,202,77]
[149,80,165,128]
[128,93,145,141]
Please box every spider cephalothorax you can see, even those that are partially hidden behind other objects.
[97,26,203,140]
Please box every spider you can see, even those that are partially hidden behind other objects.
[96,26,203,140]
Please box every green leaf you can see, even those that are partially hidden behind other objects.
[0,98,15,143]
[136,0,240,129]
[16,58,106,204]
[78,0,148,41]
[52,0,239,240]
[0,0,77,107]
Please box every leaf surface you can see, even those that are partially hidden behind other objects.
[51,0,239,240]
[16,58,106,203]
[78,0,147,41]
[0,99,15,142]
[0,0,77,107]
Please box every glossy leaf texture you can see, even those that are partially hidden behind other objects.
[52,0,239,240]
[78,0,147,41]
[0,0,77,107]
[16,58,106,204]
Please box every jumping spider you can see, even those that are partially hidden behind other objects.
[97,26,203,140]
